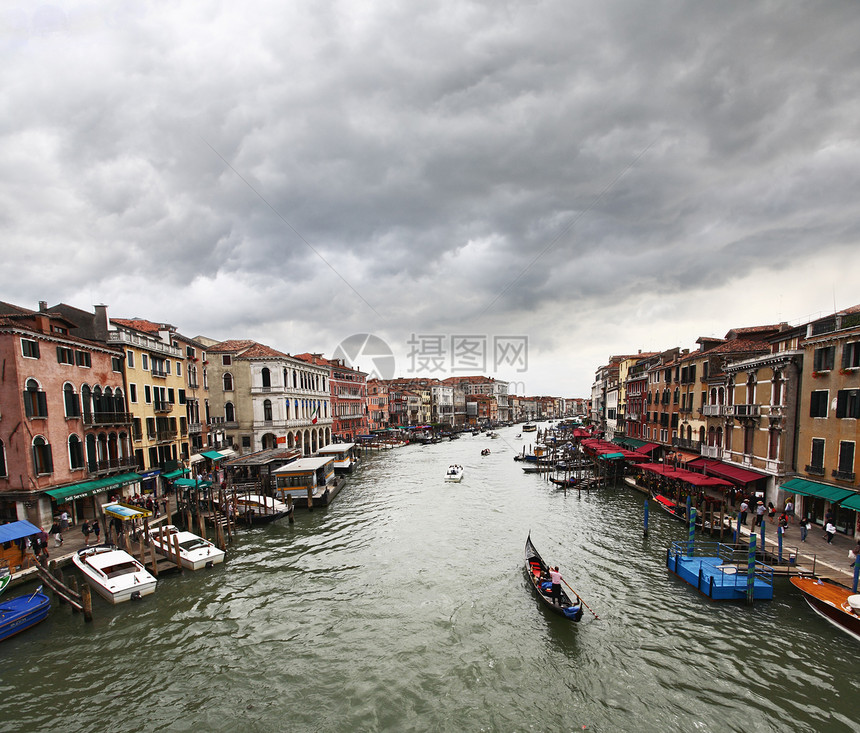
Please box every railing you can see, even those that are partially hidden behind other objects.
[728,404,760,417]
[132,429,143,441]
[151,368,168,379]
[701,445,721,458]
[832,469,856,482]
[88,457,138,476]
[82,411,134,427]
[154,401,173,413]
[107,329,181,357]
[701,405,723,416]
[187,381,200,389]
[805,464,825,476]
[672,437,702,451]
[188,423,202,434]
[251,386,276,394]
[156,429,178,442]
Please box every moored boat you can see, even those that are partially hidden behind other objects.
[524,534,583,621]
[148,525,225,570]
[791,577,860,643]
[522,423,537,432]
[549,477,578,489]
[444,465,464,482]
[0,587,50,642]
[219,494,290,524]
[73,544,157,604]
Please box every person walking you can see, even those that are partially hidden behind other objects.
[81,520,92,546]
[59,510,70,533]
[849,541,860,567]
[767,502,776,523]
[91,519,101,544]
[824,521,836,544]
[799,516,810,542]
[549,566,563,606]
[739,499,749,526]
[49,519,62,547]
[784,499,795,524]
[755,501,767,527]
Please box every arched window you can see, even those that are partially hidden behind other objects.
[745,374,756,405]
[262,367,271,388]
[716,427,723,448]
[114,388,126,413]
[64,383,81,418]
[264,399,273,421]
[86,433,97,471]
[223,373,234,391]
[0,438,7,478]
[68,434,85,469]
[771,371,783,406]
[81,384,92,419]
[33,436,53,474]
[24,379,48,418]
[225,402,235,422]
[92,385,104,415]
[698,426,705,444]
[292,370,297,389]
[97,433,108,464]
[708,427,716,447]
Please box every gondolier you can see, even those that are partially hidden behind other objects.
[549,566,563,606]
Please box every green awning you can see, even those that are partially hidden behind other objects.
[46,472,141,502]
[201,450,226,461]
[839,493,860,512]
[174,478,212,488]
[162,468,189,480]
[599,452,626,460]
[781,478,855,503]
[614,437,646,449]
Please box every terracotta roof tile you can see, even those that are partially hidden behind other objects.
[111,318,161,334]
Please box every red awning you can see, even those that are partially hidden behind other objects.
[635,442,660,454]
[695,460,767,485]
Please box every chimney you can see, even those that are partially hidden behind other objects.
[93,304,109,341]
[38,300,48,312]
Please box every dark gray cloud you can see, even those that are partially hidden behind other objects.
[1,1,859,394]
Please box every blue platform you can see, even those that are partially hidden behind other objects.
[666,541,773,601]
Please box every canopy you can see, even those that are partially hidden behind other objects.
[781,478,855,504]
[102,502,152,521]
[46,472,141,502]
[0,520,41,543]
[688,458,766,485]
[162,467,189,480]
[201,450,226,461]
[839,493,860,512]
[174,478,213,488]
[634,443,660,455]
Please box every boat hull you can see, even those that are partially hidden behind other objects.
[0,592,50,641]
[791,577,860,643]
[524,535,583,622]
[73,545,157,604]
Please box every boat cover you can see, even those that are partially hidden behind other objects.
[0,520,41,544]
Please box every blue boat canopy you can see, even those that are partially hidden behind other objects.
[0,520,41,543]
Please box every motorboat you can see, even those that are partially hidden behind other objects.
[218,494,290,524]
[148,525,225,570]
[791,576,860,643]
[0,587,50,641]
[73,544,157,604]
[445,465,464,482]
[522,423,537,432]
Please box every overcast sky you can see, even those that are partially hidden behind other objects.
[2,1,859,397]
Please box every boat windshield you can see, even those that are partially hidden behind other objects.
[102,562,141,578]
[179,539,208,551]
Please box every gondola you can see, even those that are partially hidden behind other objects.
[549,477,578,489]
[524,534,583,621]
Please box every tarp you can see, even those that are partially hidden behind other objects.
[839,493,860,512]
[0,520,41,544]
[46,472,141,502]
[781,478,855,504]
[162,468,189,480]
[634,443,660,454]
[102,502,152,521]
[174,478,212,488]
[201,450,226,461]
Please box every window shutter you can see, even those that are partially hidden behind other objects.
[37,391,48,417]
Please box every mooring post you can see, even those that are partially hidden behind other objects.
[760,522,766,563]
[734,514,741,545]
[287,494,294,524]
[777,525,784,564]
[172,533,184,574]
[81,584,93,623]
[747,534,757,606]
[854,555,859,594]
[643,498,649,538]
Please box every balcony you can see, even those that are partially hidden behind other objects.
[107,329,181,357]
[832,469,856,482]
[187,381,200,390]
[151,368,168,379]
[82,411,134,427]
[154,401,173,413]
[701,405,723,416]
[188,422,202,434]
[727,404,760,418]
[672,437,702,451]
[700,445,721,458]
[155,429,178,443]
[88,457,139,477]
[805,464,825,476]
[251,385,277,394]
[626,412,639,421]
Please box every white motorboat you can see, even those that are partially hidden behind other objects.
[73,544,157,604]
[148,525,225,570]
[444,465,464,482]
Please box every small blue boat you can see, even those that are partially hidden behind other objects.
[0,587,51,642]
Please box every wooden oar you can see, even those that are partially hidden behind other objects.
[562,578,600,620]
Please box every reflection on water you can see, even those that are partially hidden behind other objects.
[1,427,857,732]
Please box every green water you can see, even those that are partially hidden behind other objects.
[1,427,857,732]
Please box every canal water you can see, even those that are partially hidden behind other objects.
[2,426,857,732]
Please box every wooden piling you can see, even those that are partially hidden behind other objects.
[172,532,184,574]
[81,584,93,622]
[69,576,80,613]
[287,494,294,524]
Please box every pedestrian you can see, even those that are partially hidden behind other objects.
[824,521,836,544]
[778,513,788,530]
[49,519,62,547]
[799,516,810,542]
[59,510,70,532]
[755,501,766,526]
[549,565,563,606]
[767,502,776,523]
[824,507,834,527]
[849,541,860,567]
[739,498,749,526]
[784,499,795,524]
[91,519,101,544]
[81,519,92,546]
